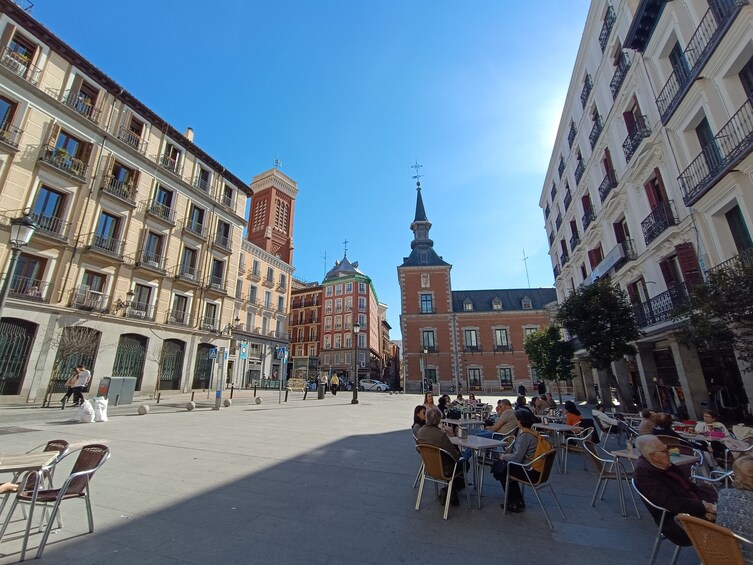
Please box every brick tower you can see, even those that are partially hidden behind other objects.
[247,167,298,264]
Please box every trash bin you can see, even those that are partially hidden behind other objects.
[103,376,138,405]
[97,377,111,397]
[317,381,325,400]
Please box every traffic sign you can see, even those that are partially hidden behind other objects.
[208,348,218,359]
[239,345,248,360]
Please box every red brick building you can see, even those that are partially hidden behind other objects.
[398,181,557,393]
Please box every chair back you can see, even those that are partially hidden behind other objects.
[618,420,638,439]
[44,439,70,456]
[416,444,455,482]
[68,444,110,495]
[656,435,693,453]
[677,514,751,565]
[582,440,610,473]
[592,414,609,434]
[22,439,71,492]
[533,449,558,485]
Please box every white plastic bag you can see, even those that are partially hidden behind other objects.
[93,396,108,422]
[78,399,95,423]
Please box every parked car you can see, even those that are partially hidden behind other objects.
[359,379,389,392]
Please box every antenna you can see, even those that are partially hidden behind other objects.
[523,249,531,288]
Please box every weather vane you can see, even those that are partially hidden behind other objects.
[411,160,423,189]
[343,238,348,257]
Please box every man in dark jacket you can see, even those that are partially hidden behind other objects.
[633,435,717,545]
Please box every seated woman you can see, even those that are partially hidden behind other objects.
[563,400,582,427]
[545,393,558,409]
[638,409,656,435]
[716,456,753,563]
[694,409,729,436]
[515,395,531,412]
[412,405,426,436]
[467,393,478,407]
[490,409,542,513]
[437,395,450,417]
[416,408,466,506]
[423,391,435,414]
[652,413,683,439]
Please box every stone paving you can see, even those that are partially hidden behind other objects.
[0,390,701,564]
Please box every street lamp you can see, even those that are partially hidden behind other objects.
[351,321,360,405]
[0,214,37,317]
[421,347,428,395]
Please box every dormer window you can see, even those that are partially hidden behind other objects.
[492,298,502,311]
[463,299,473,311]
[521,297,532,310]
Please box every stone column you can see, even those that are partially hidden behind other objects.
[635,343,659,411]
[669,337,709,420]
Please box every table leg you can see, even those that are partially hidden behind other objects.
[19,470,41,562]
[614,458,627,517]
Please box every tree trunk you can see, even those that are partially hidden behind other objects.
[555,379,564,405]
[606,365,637,413]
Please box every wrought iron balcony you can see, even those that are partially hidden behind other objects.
[39,145,88,181]
[598,5,616,52]
[159,154,183,176]
[206,276,226,293]
[212,233,232,252]
[641,200,678,244]
[464,345,482,353]
[63,90,101,124]
[173,264,200,284]
[70,286,109,313]
[136,252,166,273]
[494,343,513,353]
[708,246,753,274]
[0,46,42,85]
[117,127,148,154]
[598,171,617,202]
[262,275,275,288]
[574,160,585,184]
[678,97,753,206]
[146,200,176,224]
[0,121,22,148]
[125,303,154,321]
[656,1,744,123]
[182,218,206,239]
[632,282,690,328]
[558,159,565,178]
[166,309,193,327]
[560,251,570,266]
[219,192,235,209]
[589,116,603,149]
[580,74,593,108]
[555,215,562,231]
[423,345,439,353]
[101,175,137,206]
[613,239,638,272]
[200,317,218,332]
[569,233,580,252]
[193,175,210,193]
[563,189,572,211]
[610,52,631,99]
[89,234,124,259]
[622,115,651,164]
[28,211,71,241]
[567,123,578,148]
[582,209,596,231]
[7,276,50,303]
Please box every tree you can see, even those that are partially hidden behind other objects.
[675,259,753,371]
[524,325,574,403]
[555,278,641,410]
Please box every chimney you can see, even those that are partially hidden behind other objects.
[184,127,194,142]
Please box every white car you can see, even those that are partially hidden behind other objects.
[358,379,389,392]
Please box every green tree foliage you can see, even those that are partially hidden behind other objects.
[524,326,573,384]
[555,279,641,409]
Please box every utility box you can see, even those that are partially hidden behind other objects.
[98,376,138,405]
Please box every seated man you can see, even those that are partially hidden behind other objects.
[634,435,717,546]
[591,403,619,427]
[417,408,466,506]
[478,399,518,438]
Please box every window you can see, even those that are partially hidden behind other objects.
[266,266,274,284]
[10,253,46,295]
[171,294,188,323]
[278,296,284,311]
[492,298,502,310]
[464,329,479,351]
[221,184,234,208]
[334,316,342,330]
[422,330,436,351]
[358,313,366,327]
[524,327,539,336]
[467,367,481,387]
[358,297,366,311]
[345,296,353,311]
[425,368,437,384]
[143,232,164,264]
[108,161,137,194]
[345,282,353,293]
[325,299,332,314]
[133,283,152,314]
[324,316,332,330]
[420,293,434,314]
[204,302,218,327]
[248,284,257,303]
[463,299,473,311]
[279,273,287,289]
[334,334,342,349]
[344,333,352,348]
[274,197,290,232]
[0,95,18,130]
[726,205,753,253]
[195,166,211,192]
[494,328,510,350]
[187,204,205,235]
[152,185,174,219]
[215,221,231,247]
[235,279,243,299]
[325,286,333,297]
[162,142,182,173]
[421,274,430,288]
[498,367,513,387]
[210,259,225,287]
[308,344,317,356]
[264,290,272,308]
[8,32,36,66]
[335,298,343,313]
[32,186,66,234]
[358,282,367,293]
[67,79,99,121]
[81,270,106,294]
[93,212,120,252]
[335,284,343,295]
[521,297,532,310]
[358,334,366,348]
[344,312,352,328]
[252,259,260,276]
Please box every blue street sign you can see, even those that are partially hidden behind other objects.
[208,348,218,359]
[239,345,248,360]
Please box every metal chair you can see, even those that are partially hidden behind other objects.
[560,427,593,474]
[415,444,469,520]
[583,441,640,517]
[691,469,734,491]
[618,420,639,441]
[0,444,110,560]
[504,448,564,530]
[630,478,685,565]
[677,513,753,565]
[412,432,424,488]
[725,443,753,471]
[592,413,621,446]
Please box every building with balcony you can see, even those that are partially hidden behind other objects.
[0,2,286,399]
[399,178,556,394]
[539,0,752,419]
[289,279,323,383]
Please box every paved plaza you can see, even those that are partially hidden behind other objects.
[0,390,701,564]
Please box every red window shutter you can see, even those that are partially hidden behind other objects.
[626,282,639,304]
[659,260,676,287]
[613,222,626,243]
[644,179,658,209]
[623,111,636,134]
[675,242,701,286]
[654,168,668,202]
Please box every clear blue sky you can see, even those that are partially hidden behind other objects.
[32,0,590,339]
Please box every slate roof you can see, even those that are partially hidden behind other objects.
[451,288,557,313]
[324,255,365,280]
[400,247,450,267]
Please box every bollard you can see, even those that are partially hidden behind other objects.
[303,389,308,400]
[223,399,232,407]
[60,398,66,411]
[230,385,234,400]
[253,385,257,397]
[114,394,120,407]
[284,390,289,402]
[186,401,196,411]
[191,391,195,402]
[137,404,149,415]
[255,397,262,405]
[156,392,161,404]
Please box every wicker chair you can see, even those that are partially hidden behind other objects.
[631,478,686,565]
[415,444,469,520]
[677,513,753,565]
[0,443,110,560]
[583,440,640,517]
[504,448,564,530]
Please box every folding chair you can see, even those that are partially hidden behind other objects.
[583,441,640,517]
[0,444,110,560]
[677,513,753,565]
[415,444,469,520]
[631,478,686,565]
[504,448,564,530]
[560,427,592,474]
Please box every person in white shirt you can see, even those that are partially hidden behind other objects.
[72,365,91,407]
[694,409,729,436]
[592,403,620,426]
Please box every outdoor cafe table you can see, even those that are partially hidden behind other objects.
[532,422,581,472]
[609,448,699,517]
[450,435,504,509]
[442,418,485,429]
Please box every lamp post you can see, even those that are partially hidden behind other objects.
[421,347,427,395]
[0,214,37,317]
[351,321,360,405]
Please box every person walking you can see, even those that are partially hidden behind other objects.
[517,383,527,396]
[59,368,79,405]
[330,373,339,396]
[71,365,91,407]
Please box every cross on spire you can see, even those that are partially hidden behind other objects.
[411,160,423,189]
[343,238,349,257]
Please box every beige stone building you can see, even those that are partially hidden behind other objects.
[0,2,297,400]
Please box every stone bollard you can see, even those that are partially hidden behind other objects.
[137,404,150,415]
[223,399,232,407]
[255,397,262,405]
[186,401,196,411]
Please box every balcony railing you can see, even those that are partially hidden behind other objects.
[598,5,616,52]
[136,252,166,273]
[563,190,572,211]
[494,343,513,353]
[182,218,206,239]
[166,309,193,327]
[7,276,50,303]
[206,276,226,293]
[219,192,235,210]
[641,200,678,244]
[656,1,744,123]
[598,171,617,202]
[553,264,561,279]
[632,282,690,328]
[70,286,109,313]
[213,233,232,251]
[464,345,482,353]
[159,154,183,176]
[622,115,651,163]
[574,160,585,184]
[39,145,87,181]
[580,74,593,108]
[247,270,261,282]
[126,303,155,321]
[610,52,631,99]
[63,90,101,124]
[555,215,562,231]
[262,276,275,288]
[117,126,147,153]
[0,121,22,148]
[613,239,638,272]
[28,211,71,241]
[0,46,42,85]
[173,264,200,283]
[101,175,137,205]
[589,116,603,149]
[582,209,596,231]
[678,97,753,206]
[89,234,124,259]
[146,201,176,224]
[569,233,580,251]
[560,251,570,266]
[567,123,577,148]
[708,246,753,274]
[193,175,210,193]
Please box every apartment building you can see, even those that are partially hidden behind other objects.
[289,279,322,382]
[540,0,752,419]
[399,181,556,394]
[0,1,262,399]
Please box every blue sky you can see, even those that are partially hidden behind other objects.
[32,0,590,338]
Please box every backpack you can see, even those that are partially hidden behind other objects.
[528,430,552,473]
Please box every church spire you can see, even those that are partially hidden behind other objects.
[400,163,449,267]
